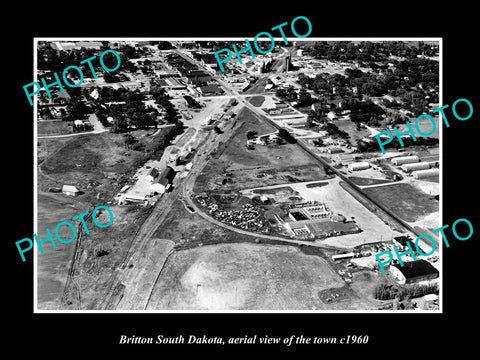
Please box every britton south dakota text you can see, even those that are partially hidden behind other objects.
[119,335,225,345]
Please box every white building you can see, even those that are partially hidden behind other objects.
[348,162,370,171]
[391,155,419,165]
[412,169,439,179]
[62,185,79,196]
[331,253,355,261]
[401,162,430,173]
[327,111,337,120]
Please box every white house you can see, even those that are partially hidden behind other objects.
[327,111,337,120]
[62,185,79,196]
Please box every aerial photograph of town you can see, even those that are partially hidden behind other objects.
[35,38,441,311]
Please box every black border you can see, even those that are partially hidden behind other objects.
[6,2,478,355]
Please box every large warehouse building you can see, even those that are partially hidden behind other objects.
[392,155,420,166]
[348,161,370,171]
[401,162,430,173]
[390,260,439,284]
[412,169,440,179]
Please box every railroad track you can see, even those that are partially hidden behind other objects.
[61,206,93,309]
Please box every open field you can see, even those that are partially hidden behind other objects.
[363,183,438,223]
[349,270,386,304]
[36,193,90,309]
[115,238,175,310]
[37,120,73,135]
[348,176,392,186]
[194,107,329,192]
[248,95,265,107]
[145,242,374,310]
[335,118,371,143]
[66,205,153,310]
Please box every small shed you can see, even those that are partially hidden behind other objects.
[62,185,79,196]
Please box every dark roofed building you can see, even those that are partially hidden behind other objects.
[390,260,439,284]
[198,84,223,96]
[150,166,175,194]
[183,95,201,108]
[145,167,159,182]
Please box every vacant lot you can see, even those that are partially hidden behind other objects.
[349,176,392,186]
[36,193,90,310]
[350,270,386,305]
[335,118,371,144]
[248,96,265,107]
[194,107,328,192]
[363,183,439,222]
[145,242,374,310]
[39,129,177,202]
[68,205,153,310]
[38,120,73,135]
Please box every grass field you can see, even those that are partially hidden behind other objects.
[248,96,265,107]
[145,242,372,310]
[335,119,371,143]
[348,176,392,186]
[194,107,327,192]
[36,193,90,309]
[363,183,439,223]
[38,120,73,135]
[350,270,386,304]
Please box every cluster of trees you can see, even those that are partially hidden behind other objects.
[277,128,296,143]
[37,44,97,72]
[86,87,159,132]
[305,41,438,63]
[150,85,179,123]
[63,101,91,122]
[343,98,385,127]
[276,87,297,102]
[157,41,174,50]
[374,281,439,301]
[356,135,439,153]
[322,122,349,139]
[275,87,313,107]
[122,122,184,155]
[37,42,147,78]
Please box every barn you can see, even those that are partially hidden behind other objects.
[151,166,175,194]
[390,260,439,284]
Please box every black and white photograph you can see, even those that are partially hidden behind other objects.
[5,3,478,356]
[33,38,442,312]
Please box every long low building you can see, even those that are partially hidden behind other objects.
[392,155,419,165]
[348,161,370,171]
[412,169,439,179]
[401,162,430,173]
